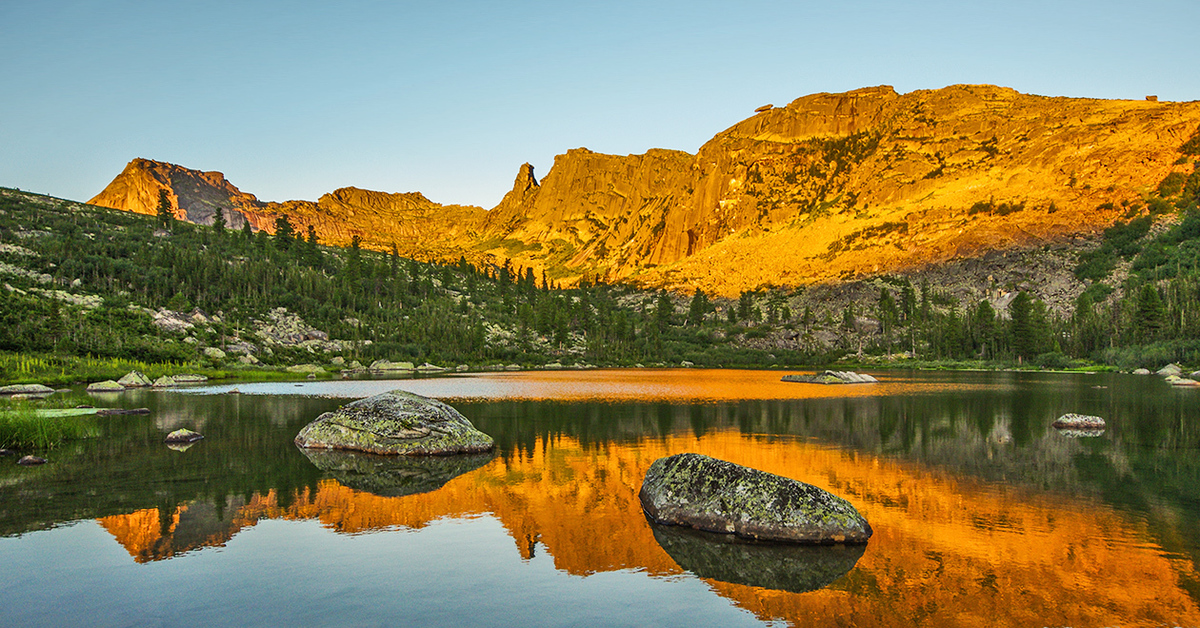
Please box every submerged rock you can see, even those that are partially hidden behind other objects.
[164,428,203,443]
[649,522,866,593]
[782,370,878,384]
[0,384,54,395]
[299,448,494,497]
[1052,414,1106,429]
[639,453,872,544]
[117,370,153,388]
[17,455,46,466]
[86,380,125,392]
[294,389,494,455]
[1165,375,1200,387]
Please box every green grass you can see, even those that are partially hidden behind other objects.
[0,352,326,386]
[0,403,99,449]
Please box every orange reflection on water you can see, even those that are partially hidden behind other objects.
[100,431,1200,626]
[434,368,990,403]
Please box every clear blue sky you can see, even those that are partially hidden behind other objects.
[2,0,1197,208]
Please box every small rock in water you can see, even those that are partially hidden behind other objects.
[17,455,46,466]
[782,370,878,385]
[164,428,203,443]
[1132,368,1151,375]
[1052,414,1106,430]
[0,448,15,456]
[0,384,55,395]
[1165,375,1200,387]
[86,380,125,393]
[95,408,150,416]
[639,453,872,544]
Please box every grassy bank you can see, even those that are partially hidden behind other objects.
[0,352,323,386]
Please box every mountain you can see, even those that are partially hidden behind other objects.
[89,85,1200,295]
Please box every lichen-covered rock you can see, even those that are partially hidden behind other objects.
[164,428,203,443]
[0,383,54,395]
[368,359,415,372]
[294,389,494,455]
[151,376,177,388]
[86,380,125,392]
[639,453,872,544]
[782,370,878,384]
[1132,368,1152,375]
[1052,414,1106,429]
[298,448,494,497]
[173,374,208,383]
[1157,363,1183,376]
[117,370,153,388]
[203,347,227,360]
[649,522,866,593]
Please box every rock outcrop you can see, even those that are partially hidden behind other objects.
[117,371,152,388]
[294,389,495,455]
[639,453,873,544]
[782,370,878,384]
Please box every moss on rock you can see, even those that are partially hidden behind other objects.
[639,453,872,544]
[294,389,494,455]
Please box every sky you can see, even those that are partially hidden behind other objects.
[2,0,1198,208]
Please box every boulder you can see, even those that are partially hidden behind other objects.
[151,376,177,388]
[298,448,494,497]
[369,360,415,372]
[330,356,346,366]
[1165,375,1200,387]
[543,362,563,370]
[117,370,153,388]
[639,453,873,544]
[416,363,446,373]
[1052,414,1106,429]
[681,360,695,367]
[648,522,866,593]
[285,364,325,374]
[294,389,494,455]
[455,364,469,372]
[504,364,522,371]
[17,455,47,466]
[782,370,878,384]
[1157,363,1183,376]
[164,428,203,443]
[86,380,125,393]
[1133,368,1151,375]
[0,384,54,395]
[173,374,208,383]
[203,347,227,360]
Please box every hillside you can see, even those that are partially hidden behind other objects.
[89,85,1200,296]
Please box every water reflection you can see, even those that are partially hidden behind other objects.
[298,448,494,497]
[648,521,867,593]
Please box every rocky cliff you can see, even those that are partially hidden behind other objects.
[89,85,1200,295]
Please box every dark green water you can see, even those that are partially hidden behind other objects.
[1,369,1198,627]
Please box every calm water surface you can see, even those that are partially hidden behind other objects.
[2,369,1199,627]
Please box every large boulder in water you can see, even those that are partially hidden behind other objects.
[299,448,494,497]
[639,453,872,544]
[648,522,866,593]
[294,389,494,455]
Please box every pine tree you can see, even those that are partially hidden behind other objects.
[212,207,226,235]
[687,288,708,326]
[156,189,174,229]
[273,215,294,250]
[1134,283,1167,343]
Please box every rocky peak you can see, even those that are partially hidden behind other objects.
[512,163,539,195]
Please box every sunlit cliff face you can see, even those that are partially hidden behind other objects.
[88,85,1200,296]
[100,429,1200,627]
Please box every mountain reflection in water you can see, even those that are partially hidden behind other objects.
[97,429,1199,627]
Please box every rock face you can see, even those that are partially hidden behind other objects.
[649,522,866,593]
[1052,414,1106,429]
[639,453,873,544]
[294,389,495,455]
[90,86,1200,297]
[298,448,494,497]
[782,370,878,384]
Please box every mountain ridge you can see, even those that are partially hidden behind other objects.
[87,84,1200,295]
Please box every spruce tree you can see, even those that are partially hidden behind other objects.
[156,189,174,229]
[212,207,226,234]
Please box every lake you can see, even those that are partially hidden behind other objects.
[1,369,1198,627]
